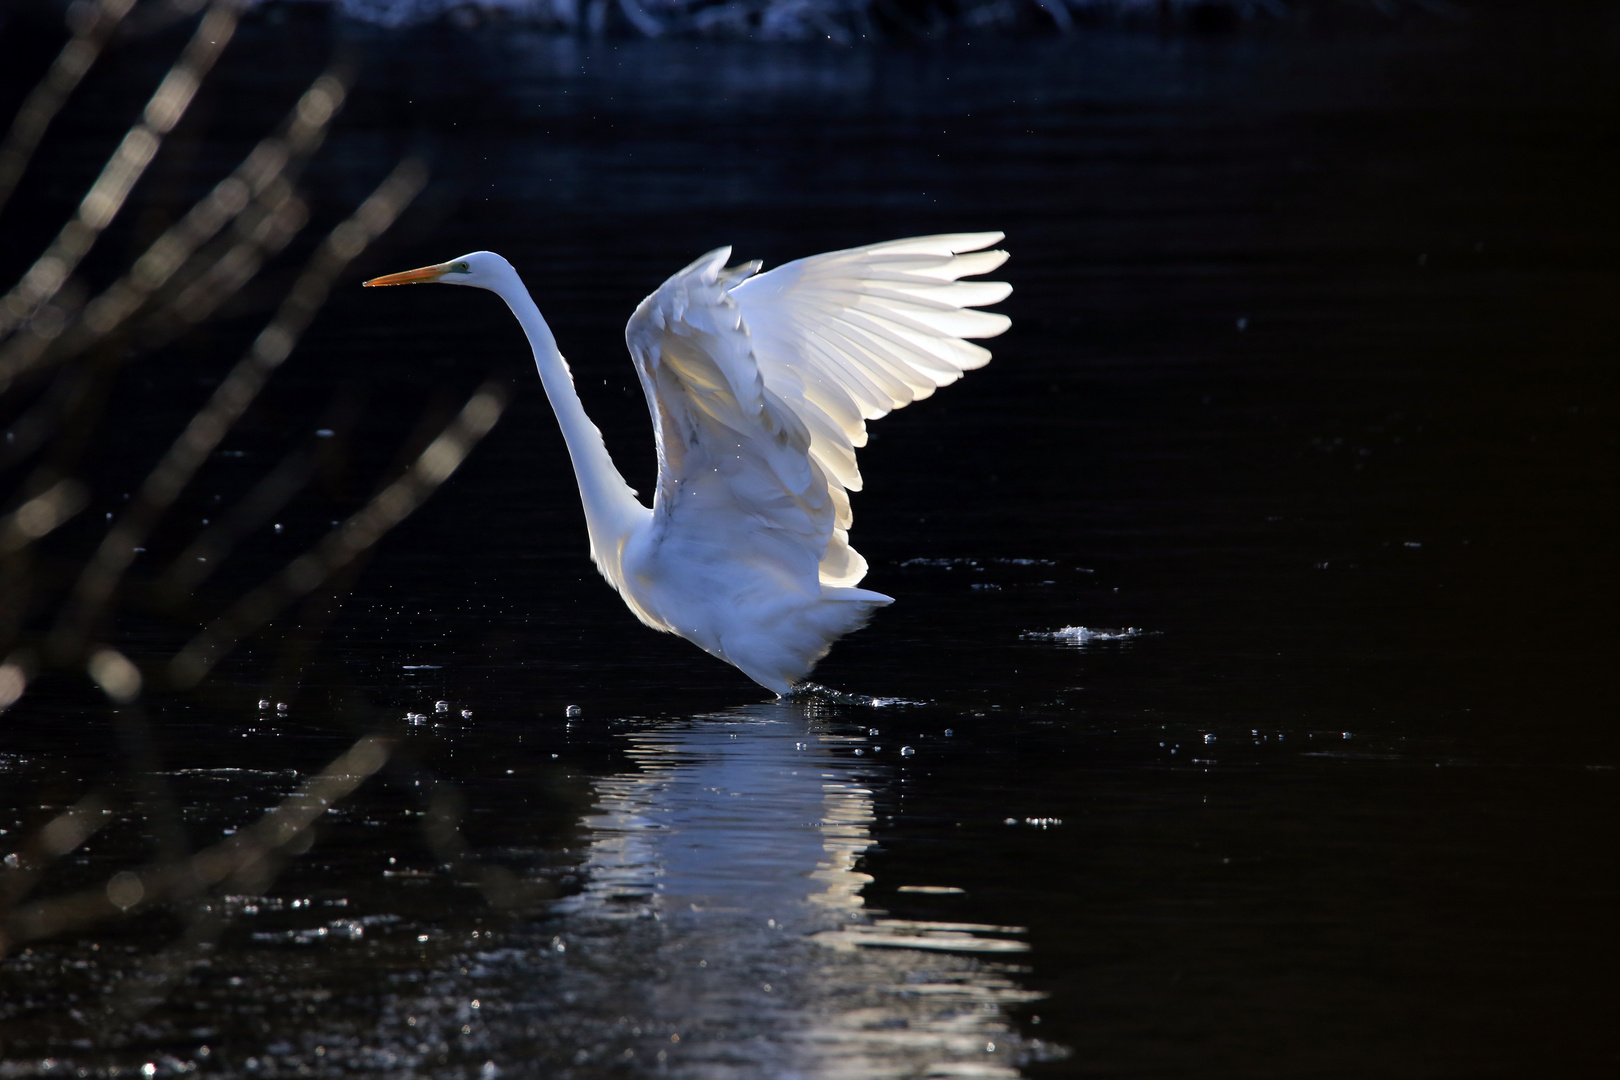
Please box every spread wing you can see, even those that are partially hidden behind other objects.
[623,233,1010,599]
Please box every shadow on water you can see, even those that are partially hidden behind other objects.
[1,4,1618,1078]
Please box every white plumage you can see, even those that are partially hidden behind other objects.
[365,233,1010,694]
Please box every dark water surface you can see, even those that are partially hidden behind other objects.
[2,9,1617,1078]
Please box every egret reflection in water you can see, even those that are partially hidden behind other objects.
[397,700,1055,1078]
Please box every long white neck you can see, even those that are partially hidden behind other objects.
[488,268,649,581]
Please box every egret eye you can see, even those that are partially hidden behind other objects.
[454,261,471,273]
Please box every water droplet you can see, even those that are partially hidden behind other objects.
[258,699,270,710]
[461,708,473,719]
[900,746,915,756]
[276,702,288,713]
[106,871,144,910]
[868,728,879,735]
[566,705,582,718]
[274,523,283,533]
[1204,733,1216,743]
[944,728,954,737]
[853,748,863,755]
[435,701,449,713]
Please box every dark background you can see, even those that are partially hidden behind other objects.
[0,3,1616,1077]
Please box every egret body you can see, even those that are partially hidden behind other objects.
[364,235,1010,694]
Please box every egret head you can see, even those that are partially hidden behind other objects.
[363,250,513,290]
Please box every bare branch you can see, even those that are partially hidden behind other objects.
[0,0,138,216]
[0,67,350,396]
[0,477,88,557]
[0,1,242,343]
[50,158,428,656]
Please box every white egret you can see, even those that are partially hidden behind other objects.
[364,234,1010,694]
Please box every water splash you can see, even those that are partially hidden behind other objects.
[791,683,927,708]
[1022,625,1147,647]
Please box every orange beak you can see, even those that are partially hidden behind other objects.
[363,263,450,287]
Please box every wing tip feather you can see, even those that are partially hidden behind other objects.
[861,231,1006,258]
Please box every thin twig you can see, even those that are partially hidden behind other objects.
[0,790,115,912]
[0,67,349,397]
[0,478,88,558]
[152,396,359,597]
[0,733,393,955]
[169,376,511,689]
[0,0,242,342]
[0,0,138,217]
